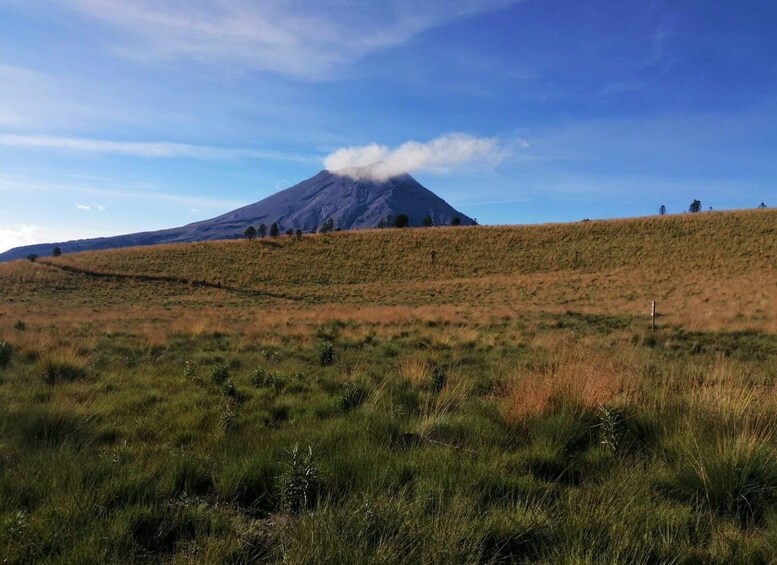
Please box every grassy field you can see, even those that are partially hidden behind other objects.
[1,208,777,563]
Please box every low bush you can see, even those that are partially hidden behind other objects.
[251,367,285,391]
[319,342,334,366]
[210,363,231,385]
[0,342,11,368]
[336,381,367,412]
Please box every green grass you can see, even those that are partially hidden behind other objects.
[1,209,777,562]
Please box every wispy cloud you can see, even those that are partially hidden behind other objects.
[75,202,106,211]
[0,134,315,162]
[324,133,505,181]
[0,175,246,210]
[57,0,518,78]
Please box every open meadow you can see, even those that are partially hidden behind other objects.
[2,209,777,563]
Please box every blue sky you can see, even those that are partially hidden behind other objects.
[1,0,776,251]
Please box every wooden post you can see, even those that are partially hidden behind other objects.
[651,301,656,331]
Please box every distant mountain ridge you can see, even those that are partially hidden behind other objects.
[0,170,474,262]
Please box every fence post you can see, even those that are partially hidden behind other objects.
[651,301,656,331]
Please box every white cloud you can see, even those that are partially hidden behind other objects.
[0,224,113,254]
[57,0,518,78]
[75,202,106,211]
[0,225,40,254]
[0,134,314,162]
[324,133,505,181]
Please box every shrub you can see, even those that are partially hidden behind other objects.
[267,373,286,392]
[52,246,62,257]
[281,444,320,513]
[250,368,285,392]
[451,217,461,226]
[319,218,334,234]
[394,214,409,228]
[250,367,268,388]
[689,199,702,213]
[261,348,279,362]
[244,226,257,240]
[422,214,433,227]
[431,365,446,392]
[270,223,279,237]
[336,381,367,411]
[319,342,334,366]
[221,405,236,432]
[14,320,25,331]
[0,342,11,368]
[596,405,625,454]
[222,379,238,398]
[183,360,199,381]
[210,363,231,385]
[27,254,38,262]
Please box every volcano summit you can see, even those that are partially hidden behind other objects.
[0,170,475,262]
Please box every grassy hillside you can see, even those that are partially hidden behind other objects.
[46,208,777,284]
[1,209,777,562]
[5,207,777,330]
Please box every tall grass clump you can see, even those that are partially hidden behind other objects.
[675,430,777,526]
[39,354,88,384]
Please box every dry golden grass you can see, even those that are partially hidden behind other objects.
[497,340,632,424]
[2,208,775,336]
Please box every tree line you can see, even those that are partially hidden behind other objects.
[658,201,767,215]
[243,214,468,240]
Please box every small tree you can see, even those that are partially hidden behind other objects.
[270,223,280,237]
[27,254,38,262]
[394,214,409,228]
[451,217,461,226]
[52,246,62,257]
[244,226,257,240]
[285,228,294,236]
[295,229,303,237]
[422,214,433,227]
[258,223,267,238]
[689,199,702,213]
[319,218,334,234]
[659,205,666,216]
[759,202,767,209]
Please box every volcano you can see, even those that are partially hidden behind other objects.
[0,170,475,262]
